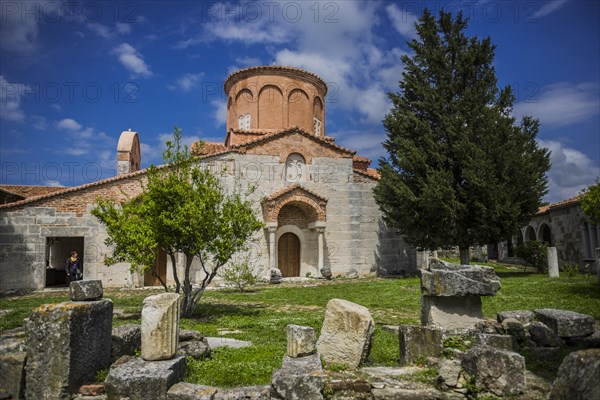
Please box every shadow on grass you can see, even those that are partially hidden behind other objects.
[191,302,266,322]
[495,271,538,279]
[563,282,600,299]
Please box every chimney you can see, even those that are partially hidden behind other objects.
[116,129,141,176]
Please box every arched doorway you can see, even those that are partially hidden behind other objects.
[539,224,552,245]
[278,232,300,277]
[525,226,536,242]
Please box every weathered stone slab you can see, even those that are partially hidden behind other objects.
[271,353,324,400]
[112,324,141,362]
[420,259,500,296]
[399,325,442,365]
[529,321,561,347]
[167,382,218,400]
[420,295,483,332]
[462,345,526,397]
[371,386,447,399]
[550,348,600,400]
[179,329,204,342]
[104,354,186,400]
[438,358,462,387]
[534,308,595,338]
[270,269,282,284]
[316,299,374,369]
[320,267,332,280]
[178,338,211,360]
[501,317,526,343]
[206,337,252,349]
[286,324,316,358]
[70,279,103,301]
[142,293,180,361]
[214,385,271,400]
[475,333,515,351]
[496,310,535,324]
[0,351,26,400]
[26,300,113,399]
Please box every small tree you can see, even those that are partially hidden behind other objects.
[92,127,263,317]
[374,10,550,264]
[220,257,259,293]
[581,178,600,225]
[515,240,548,273]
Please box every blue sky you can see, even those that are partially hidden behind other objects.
[0,0,598,203]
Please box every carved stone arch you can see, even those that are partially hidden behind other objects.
[538,223,552,245]
[117,130,141,175]
[235,89,254,129]
[524,225,536,242]
[258,84,283,129]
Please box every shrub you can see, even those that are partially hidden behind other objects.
[221,260,259,293]
[516,241,548,273]
[560,264,579,279]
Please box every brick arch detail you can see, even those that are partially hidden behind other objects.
[263,189,327,223]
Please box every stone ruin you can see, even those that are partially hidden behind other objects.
[420,258,501,332]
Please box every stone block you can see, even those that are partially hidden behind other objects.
[420,259,501,296]
[438,358,462,387]
[271,353,324,400]
[316,299,374,369]
[529,321,561,347]
[104,354,186,400]
[70,279,103,301]
[26,299,113,399]
[420,295,483,332]
[496,310,535,324]
[501,317,526,343]
[142,293,180,361]
[112,324,141,362]
[550,349,600,400]
[0,351,26,400]
[547,247,559,278]
[462,345,526,397]
[475,333,515,351]
[167,382,218,400]
[270,268,282,284]
[286,324,316,358]
[179,329,204,342]
[178,338,211,360]
[214,385,271,400]
[534,308,595,338]
[398,325,443,365]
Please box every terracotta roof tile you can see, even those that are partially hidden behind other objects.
[229,126,356,156]
[353,155,371,163]
[535,195,582,215]
[0,185,67,198]
[263,183,328,202]
[191,141,227,155]
[353,168,380,181]
[224,65,327,92]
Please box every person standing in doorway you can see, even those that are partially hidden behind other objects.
[66,250,82,282]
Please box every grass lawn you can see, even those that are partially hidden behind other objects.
[1,263,598,387]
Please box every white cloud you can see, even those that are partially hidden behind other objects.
[0,0,60,54]
[385,3,418,39]
[56,118,82,131]
[235,57,262,67]
[513,81,600,129]
[111,43,153,77]
[167,72,204,92]
[31,115,47,130]
[538,139,600,202]
[532,0,568,19]
[50,103,62,111]
[116,23,131,34]
[211,99,228,127]
[0,76,29,121]
[44,179,63,187]
[87,23,114,39]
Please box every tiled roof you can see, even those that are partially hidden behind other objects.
[230,128,279,135]
[353,155,371,163]
[0,185,67,198]
[224,65,327,91]
[263,183,328,202]
[191,141,227,155]
[536,195,582,215]
[229,126,356,156]
[353,168,381,181]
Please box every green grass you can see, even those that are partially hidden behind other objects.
[1,270,598,387]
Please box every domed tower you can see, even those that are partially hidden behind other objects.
[224,66,327,139]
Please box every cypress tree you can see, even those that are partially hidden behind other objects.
[374,9,550,264]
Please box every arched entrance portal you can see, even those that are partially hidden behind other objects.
[278,232,300,277]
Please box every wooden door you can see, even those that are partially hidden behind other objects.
[278,233,300,277]
[144,249,167,286]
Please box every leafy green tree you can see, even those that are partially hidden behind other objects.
[374,10,550,265]
[581,178,600,225]
[92,127,263,316]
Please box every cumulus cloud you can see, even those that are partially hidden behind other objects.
[56,118,82,131]
[0,0,59,54]
[538,139,600,202]
[514,81,600,129]
[56,118,114,155]
[31,115,47,130]
[167,72,204,92]
[212,99,228,127]
[111,43,153,77]
[0,76,29,121]
[532,0,568,19]
[116,23,131,34]
[385,3,418,39]
[87,23,114,39]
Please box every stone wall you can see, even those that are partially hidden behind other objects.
[0,152,416,292]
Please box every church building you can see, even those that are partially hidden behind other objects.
[0,66,416,292]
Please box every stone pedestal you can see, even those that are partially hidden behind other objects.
[26,300,113,399]
[596,248,600,285]
[399,325,442,365]
[271,353,324,400]
[142,293,180,361]
[416,251,429,269]
[419,259,500,332]
[547,247,559,278]
[286,324,316,358]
